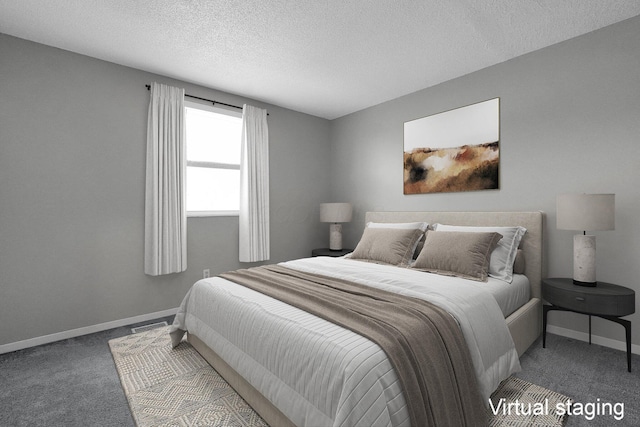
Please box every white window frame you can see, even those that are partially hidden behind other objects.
[184,100,243,217]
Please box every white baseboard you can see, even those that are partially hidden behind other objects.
[546,324,640,356]
[0,307,178,355]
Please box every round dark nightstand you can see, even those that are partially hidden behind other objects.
[311,248,353,257]
[542,277,635,372]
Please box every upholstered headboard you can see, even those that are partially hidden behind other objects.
[364,211,544,299]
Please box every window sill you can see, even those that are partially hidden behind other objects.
[187,210,239,218]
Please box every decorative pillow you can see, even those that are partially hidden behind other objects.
[366,222,428,259]
[350,227,425,266]
[432,224,526,283]
[412,231,503,282]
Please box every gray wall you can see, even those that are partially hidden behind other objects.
[0,34,331,346]
[2,15,640,351]
[330,16,640,346]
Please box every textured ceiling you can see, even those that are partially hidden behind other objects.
[1,1,640,119]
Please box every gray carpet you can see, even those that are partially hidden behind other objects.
[1,319,638,426]
[0,318,174,427]
[516,334,640,426]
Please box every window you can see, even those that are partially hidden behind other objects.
[185,101,243,216]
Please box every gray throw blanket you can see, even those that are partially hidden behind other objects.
[221,264,486,427]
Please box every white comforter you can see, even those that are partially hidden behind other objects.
[171,257,521,426]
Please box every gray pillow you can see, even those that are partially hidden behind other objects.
[432,224,526,283]
[412,230,503,282]
[513,249,525,275]
[350,227,425,266]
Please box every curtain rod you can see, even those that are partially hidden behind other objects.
[145,84,242,111]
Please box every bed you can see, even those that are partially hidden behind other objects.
[171,211,544,426]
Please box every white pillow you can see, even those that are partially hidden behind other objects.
[366,221,429,231]
[432,223,526,283]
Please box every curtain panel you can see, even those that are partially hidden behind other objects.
[239,105,270,262]
[144,82,187,275]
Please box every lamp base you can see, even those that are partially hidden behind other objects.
[572,279,597,287]
[329,223,343,251]
[573,234,596,285]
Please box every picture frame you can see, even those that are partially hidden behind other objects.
[403,98,500,194]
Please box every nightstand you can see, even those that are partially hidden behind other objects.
[311,248,353,257]
[542,277,635,372]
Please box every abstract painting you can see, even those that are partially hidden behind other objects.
[403,98,499,194]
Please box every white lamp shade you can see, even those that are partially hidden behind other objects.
[320,203,352,223]
[557,194,615,231]
[557,193,615,286]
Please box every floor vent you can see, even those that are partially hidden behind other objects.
[131,321,168,334]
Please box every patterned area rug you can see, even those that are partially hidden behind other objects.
[109,326,267,426]
[109,326,569,426]
[488,376,570,426]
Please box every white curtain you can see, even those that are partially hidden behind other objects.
[239,105,270,262]
[144,82,187,275]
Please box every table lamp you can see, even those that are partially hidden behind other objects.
[556,194,615,287]
[320,203,352,250]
